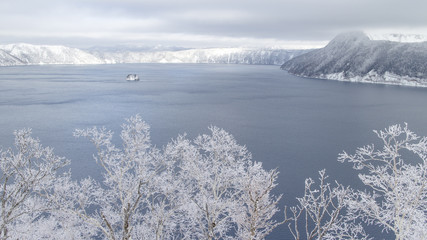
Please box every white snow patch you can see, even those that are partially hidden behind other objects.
[365,33,427,43]
[318,70,427,87]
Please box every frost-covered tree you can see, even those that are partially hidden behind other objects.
[52,115,179,240]
[51,115,284,240]
[1,115,284,239]
[162,126,283,240]
[8,209,95,239]
[236,162,283,240]
[175,127,251,239]
[0,129,68,239]
[339,124,427,240]
[285,170,369,240]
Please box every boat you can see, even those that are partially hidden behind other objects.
[126,74,140,81]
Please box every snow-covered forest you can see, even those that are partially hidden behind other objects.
[0,116,426,239]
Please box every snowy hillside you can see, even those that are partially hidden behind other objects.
[90,47,309,65]
[365,33,427,43]
[281,32,427,87]
[0,49,22,66]
[0,44,104,65]
[0,43,310,66]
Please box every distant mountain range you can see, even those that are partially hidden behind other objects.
[5,33,427,88]
[281,32,427,87]
[0,43,310,66]
[90,47,309,65]
[0,44,104,66]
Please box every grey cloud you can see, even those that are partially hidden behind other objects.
[1,0,427,47]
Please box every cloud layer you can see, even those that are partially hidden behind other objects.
[1,0,426,48]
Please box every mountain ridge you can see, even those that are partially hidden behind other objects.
[0,43,311,66]
[90,47,309,65]
[0,43,104,65]
[281,32,427,87]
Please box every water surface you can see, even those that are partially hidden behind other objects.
[1,63,426,239]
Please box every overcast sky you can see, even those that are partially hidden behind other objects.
[1,0,427,48]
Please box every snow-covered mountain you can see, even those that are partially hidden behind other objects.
[0,49,22,66]
[0,43,104,65]
[365,33,427,43]
[0,43,310,66]
[90,47,309,65]
[281,32,427,87]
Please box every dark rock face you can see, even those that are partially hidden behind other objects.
[281,32,427,85]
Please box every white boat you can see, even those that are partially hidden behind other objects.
[126,74,140,81]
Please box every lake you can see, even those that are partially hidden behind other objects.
[1,63,426,239]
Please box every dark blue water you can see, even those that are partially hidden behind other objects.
[1,63,427,239]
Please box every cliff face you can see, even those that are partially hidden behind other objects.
[89,48,310,65]
[0,44,310,66]
[281,32,427,87]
